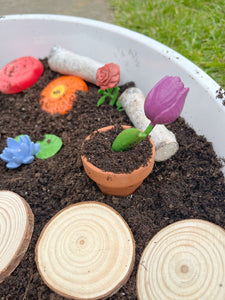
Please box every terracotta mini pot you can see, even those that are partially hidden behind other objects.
[81,125,155,197]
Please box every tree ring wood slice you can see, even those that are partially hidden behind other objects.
[35,201,135,299]
[137,219,225,300]
[0,190,34,283]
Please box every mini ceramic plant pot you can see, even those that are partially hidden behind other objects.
[81,125,155,197]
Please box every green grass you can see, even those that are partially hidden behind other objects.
[110,0,225,87]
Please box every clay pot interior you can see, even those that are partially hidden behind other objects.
[81,125,155,196]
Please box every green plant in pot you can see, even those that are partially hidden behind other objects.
[81,75,189,197]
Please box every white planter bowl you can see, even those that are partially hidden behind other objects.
[1,14,225,174]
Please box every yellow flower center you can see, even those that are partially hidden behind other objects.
[50,85,65,98]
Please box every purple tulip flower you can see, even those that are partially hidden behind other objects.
[144,76,189,126]
[112,75,189,152]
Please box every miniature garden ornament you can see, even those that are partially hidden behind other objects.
[119,87,179,162]
[36,134,63,159]
[0,56,43,94]
[48,48,123,110]
[144,76,189,125]
[48,45,102,84]
[96,63,123,110]
[81,125,155,196]
[35,201,135,299]
[112,76,189,151]
[40,75,88,115]
[0,134,62,168]
[0,135,40,169]
[96,63,120,90]
[0,191,34,283]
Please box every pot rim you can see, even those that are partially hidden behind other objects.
[81,125,155,177]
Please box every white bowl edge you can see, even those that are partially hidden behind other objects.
[1,14,225,174]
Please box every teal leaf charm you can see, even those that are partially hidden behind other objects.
[111,128,147,152]
[36,134,62,159]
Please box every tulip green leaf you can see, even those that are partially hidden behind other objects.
[111,128,147,152]
[36,134,62,159]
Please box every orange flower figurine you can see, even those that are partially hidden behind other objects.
[40,75,88,115]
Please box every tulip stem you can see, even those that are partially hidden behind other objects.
[143,123,154,136]
[137,123,154,141]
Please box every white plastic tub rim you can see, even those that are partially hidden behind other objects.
[1,14,225,175]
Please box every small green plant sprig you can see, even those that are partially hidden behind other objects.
[96,63,123,111]
[97,86,123,111]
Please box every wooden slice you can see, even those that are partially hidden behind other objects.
[0,190,34,283]
[137,219,225,300]
[35,201,135,299]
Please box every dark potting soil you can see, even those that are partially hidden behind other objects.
[0,59,225,300]
[81,125,153,173]
[216,86,225,105]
